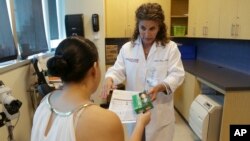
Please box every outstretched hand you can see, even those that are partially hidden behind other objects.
[100,77,117,99]
[137,110,151,127]
[147,83,166,101]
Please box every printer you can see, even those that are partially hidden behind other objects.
[189,94,224,141]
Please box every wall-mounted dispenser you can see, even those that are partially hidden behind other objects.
[92,14,99,32]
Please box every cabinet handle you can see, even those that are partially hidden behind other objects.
[205,26,208,36]
[193,27,196,36]
[203,26,205,36]
[235,24,239,37]
[231,24,235,36]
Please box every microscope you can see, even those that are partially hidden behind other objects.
[0,80,22,141]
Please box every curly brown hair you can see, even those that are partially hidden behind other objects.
[131,3,169,46]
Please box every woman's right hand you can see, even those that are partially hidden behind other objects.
[136,111,151,127]
[101,77,116,99]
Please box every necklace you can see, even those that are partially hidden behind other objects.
[50,103,94,116]
[47,94,95,116]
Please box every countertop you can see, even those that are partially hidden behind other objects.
[183,60,250,91]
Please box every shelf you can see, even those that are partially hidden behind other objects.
[170,0,189,36]
[171,15,188,18]
[171,0,188,16]
[170,36,188,38]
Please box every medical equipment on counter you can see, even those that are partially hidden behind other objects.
[0,80,22,141]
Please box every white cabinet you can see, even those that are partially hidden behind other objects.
[219,0,250,39]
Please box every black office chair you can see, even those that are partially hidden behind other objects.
[31,58,55,98]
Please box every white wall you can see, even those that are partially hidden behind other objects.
[0,64,35,141]
[64,0,106,104]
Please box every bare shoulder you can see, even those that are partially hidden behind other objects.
[75,105,124,141]
[86,105,122,126]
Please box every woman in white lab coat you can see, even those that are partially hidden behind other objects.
[102,3,185,141]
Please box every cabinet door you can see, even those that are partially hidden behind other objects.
[153,0,171,36]
[174,72,200,121]
[195,0,207,37]
[188,0,198,37]
[206,0,220,38]
[219,0,237,38]
[236,0,250,39]
[105,0,128,38]
[127,0,147,37]
[195,0,220,38]
[152,0,171,36]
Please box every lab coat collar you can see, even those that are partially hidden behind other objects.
[134,37,159,58]
[134,37,163,48]
[133,37,141,46]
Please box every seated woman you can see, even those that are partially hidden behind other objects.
[31,36,150,141]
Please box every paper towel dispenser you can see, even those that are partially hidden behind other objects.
[189,94,223,141]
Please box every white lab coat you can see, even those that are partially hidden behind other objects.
[105,38,185,141]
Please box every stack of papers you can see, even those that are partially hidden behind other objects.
[108,90,140,123]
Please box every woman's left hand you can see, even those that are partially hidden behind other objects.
[147,83,165,101]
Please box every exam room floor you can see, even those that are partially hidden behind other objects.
[173,109,200,141]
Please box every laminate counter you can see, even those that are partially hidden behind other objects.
[183,60,250,92]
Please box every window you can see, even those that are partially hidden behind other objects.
[48,0,59,40]
[13,0,48,59]
[0,0,65,65]
[43,0,66,49]
[0,0,18,63]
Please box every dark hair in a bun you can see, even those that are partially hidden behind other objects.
[47,36,98,83]
[46,55,68,77]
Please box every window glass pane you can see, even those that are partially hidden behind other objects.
[14,0,48,59]
[0,0,18,63]
[48,0,59,39]
[45,0,66,49]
